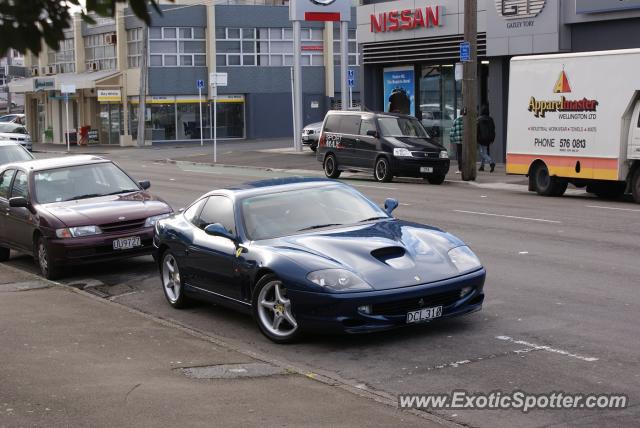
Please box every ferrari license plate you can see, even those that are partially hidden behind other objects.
[420,167,434,173]
[406,306,443,324]
[113,236,141,250]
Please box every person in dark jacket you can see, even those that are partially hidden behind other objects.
[477,105,496,172]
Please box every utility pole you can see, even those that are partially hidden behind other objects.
[462,0,478,181]
[6,50,13,114]
[136,25,148,147]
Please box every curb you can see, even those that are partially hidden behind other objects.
[0,262,463,428]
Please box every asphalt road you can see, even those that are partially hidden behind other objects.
[6,146,640,427]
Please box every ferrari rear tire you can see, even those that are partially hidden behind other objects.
[160,251,191,309]
[253,274,301,344]
[0,246,9,262]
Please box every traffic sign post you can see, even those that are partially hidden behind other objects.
[196,79,205,147]
[209,73,228,163]
[60,84,76,152]
[460,41,471,62]
[347,73,354,110]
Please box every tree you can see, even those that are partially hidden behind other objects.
[0,0,172,57]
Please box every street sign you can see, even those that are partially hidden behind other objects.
[209,72,228,87]
[60,84,76,94]
[348,69,354,79]
[348,78,354,87]
[196,79,205,89]
[460,42,471,62]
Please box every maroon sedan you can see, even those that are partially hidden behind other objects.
[0,155,172,279]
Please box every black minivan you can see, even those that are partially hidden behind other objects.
[316,111,450,184]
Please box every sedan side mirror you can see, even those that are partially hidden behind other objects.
[384,198,399,215]
[366,130,379,138]
[9,196,29,209]
[204,223,235,241]
[139,180,151,190]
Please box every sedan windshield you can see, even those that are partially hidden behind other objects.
[0,123,23,133]
[34,162,140,204]
[0,145,33,164]
[241,185,389,240]
[378,117,429,138]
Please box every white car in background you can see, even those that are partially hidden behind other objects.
[302,122,322,152]
[0,114,26,125]
[0,141,34,165]
[0,123,31,151]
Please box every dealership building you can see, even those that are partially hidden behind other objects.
[9,0,359,146]
[357,0,640,161]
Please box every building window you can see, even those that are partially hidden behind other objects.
[85,33,117,71]
[149,26,206,67]
[216,27,323,67]
[47,38,75,73]
[333,28,358,66]
[127,28,143,68]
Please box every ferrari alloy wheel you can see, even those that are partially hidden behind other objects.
[161,252,190,308]
[254,275,300,343]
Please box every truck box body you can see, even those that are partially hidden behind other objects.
[506,49,640,182]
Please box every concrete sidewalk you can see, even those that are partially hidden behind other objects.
[0,264,439,427]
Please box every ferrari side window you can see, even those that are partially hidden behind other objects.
[198,196,236,235]
[184,198,206,226]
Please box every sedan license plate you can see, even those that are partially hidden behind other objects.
[420,167,434,173]
[406,306,443,324]
[113,236,141,250]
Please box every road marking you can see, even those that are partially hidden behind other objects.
[182,168,222,175]
[496,336,599,362]
[454,210,561,224]
[587,205,640,213]
[350,183,398,191]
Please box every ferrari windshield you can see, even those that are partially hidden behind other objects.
[378,117,429,138]
[34,162,140,204]
[241,185,389,240]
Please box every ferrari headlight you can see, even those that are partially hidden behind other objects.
[439,150,449,159]
[144,213,171,228]
[393,148,413,157]
[56,225,102,238]
[307,269,373,292]
[448,246,482,274]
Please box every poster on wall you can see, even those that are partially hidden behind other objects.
[383,66,415,117]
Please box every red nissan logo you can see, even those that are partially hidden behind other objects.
[310,0,337,5]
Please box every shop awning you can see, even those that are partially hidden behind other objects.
[55,70,120,90]
[7,70,121,93]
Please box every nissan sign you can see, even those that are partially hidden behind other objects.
[290,0,351,22]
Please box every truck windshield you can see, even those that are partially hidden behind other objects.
[378,117,429,138]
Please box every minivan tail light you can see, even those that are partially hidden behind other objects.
[319,132,326,147]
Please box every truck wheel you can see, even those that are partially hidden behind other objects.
[534,164,567,197]
[632,168,640,204]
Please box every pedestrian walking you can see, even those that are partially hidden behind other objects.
[449,111,464,173]
[477,105,496,172]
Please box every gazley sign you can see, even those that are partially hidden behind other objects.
[370,5,444,33]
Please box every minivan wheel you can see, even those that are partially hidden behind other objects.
[310,143,317,152]
[424,173,446,185]
[324,154,341,178]
[631,168,640,204]
[374,157,393,182]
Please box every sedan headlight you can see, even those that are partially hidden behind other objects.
[144,213,171,228]
[393,148,413,157]
[56,225,102,238]
[448,246,482,274]
[307,269,373,292]
[439,150,449,159]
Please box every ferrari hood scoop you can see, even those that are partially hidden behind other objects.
[371,246,415,269]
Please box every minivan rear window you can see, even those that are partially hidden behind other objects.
[324,114,361,135]
[323,115,341,133]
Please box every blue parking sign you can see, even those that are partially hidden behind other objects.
[196,79,205,89]
[348,78,354,87]
[348,69,354,79]
[460,42,471,62]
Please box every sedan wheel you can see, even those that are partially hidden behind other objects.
[161,252,190,308]
[253,275,300,343]
[36,236,61,280]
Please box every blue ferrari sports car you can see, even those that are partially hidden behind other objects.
[153,177,485,343]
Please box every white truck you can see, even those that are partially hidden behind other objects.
[505,49,640,203]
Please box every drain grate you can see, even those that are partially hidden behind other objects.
[179,363,290,379]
